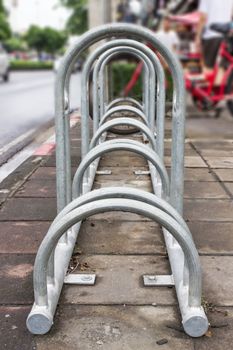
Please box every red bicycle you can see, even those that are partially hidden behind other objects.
[185,22,233,117]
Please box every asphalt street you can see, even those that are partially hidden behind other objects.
[0,70,81,151]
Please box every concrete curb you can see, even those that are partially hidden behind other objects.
[0,120,54,167]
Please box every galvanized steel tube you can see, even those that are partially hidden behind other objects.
[89,118,156,150]
[27,199,206,336]
[55,24,184,213]
[72,139,169,199]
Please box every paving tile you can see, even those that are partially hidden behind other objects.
[194,307,233,350]
[183,168,216,182]
[184,156,208,168]
[15,180,56,198]
[70,147,81,157]
[0,306,35,350]
[165,157,207,168]
[94,166,150,180]
[99,153,147,167]
[61,255,175,305]
[205,157,233,169]
[165,148,198,157]
[30,166,77,181]
[93,179,152,192]
[185,148,200,157]
[165,141,193,150]
[92,211,151,222]
[30,166,215,183]
[36,305,193,350]
[2,114,233,349]
[70,131,81,137]
[77,219,165,255]
[15,172,224,200]
[0,156,43,201]
[99,151,148,160]
[15,179,55,198]
[0,197,156,222]
[184,199,233,222]
[224,183,233,196]
[85,199,233,222]
[186,115,233,134]
[189,222,233,254]
[201,256,233,306]
[107,134,142,140]
[0,198,56,221]
[165,130,172,138]
[0,254,34,304]
[42,155,81,167]
[70,140,81,148]
[0,192,9,206]
[0,222,50,254]
[198,149,233,157]
[214,169,233,182]
[184,182,229,199]
[97,167,215,182]
[30,167,57,180]
[192,140,233,150]
[186,116,233,138]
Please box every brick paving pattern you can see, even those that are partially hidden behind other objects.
[0,113,233,349]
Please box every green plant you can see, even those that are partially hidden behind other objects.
[5,36,27,52]
[60,0,88,35]
[25,25,67,56]
[111,62,142,100]
[10,60,53,70]
[111,62,173,102]
[0,0,11,41]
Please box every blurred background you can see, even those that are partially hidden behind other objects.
[1,0,233,174]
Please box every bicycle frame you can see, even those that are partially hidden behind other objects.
[186,39,233,105]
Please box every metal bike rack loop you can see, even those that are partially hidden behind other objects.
[81,39,164,193]
[91,39,165,157]
[93,46,155,128]
[100,105,148,125]
[71,139,170,199]
[89,118,157,150]
[53,24,185,213]
[27,24,209,338]
[107,97,143,111]
[81,38,165,156]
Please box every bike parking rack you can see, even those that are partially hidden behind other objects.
[27,23,209,337]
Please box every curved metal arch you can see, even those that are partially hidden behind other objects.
[27,198,204,335]
[93,45,155,128]
[89,118,156,150]
[72,139,169,199]
[92,39,165,158]
[100,105,148,126]
[53,187,190,234]
[81,39,165,158]
[107,97,143,112]
[46,186,190,300]
[81,39,163,141]
[55,23,185,214]
[35,199,200,304]
[47,185,190,282]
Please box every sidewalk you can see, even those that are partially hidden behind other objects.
[0,109,233,350]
